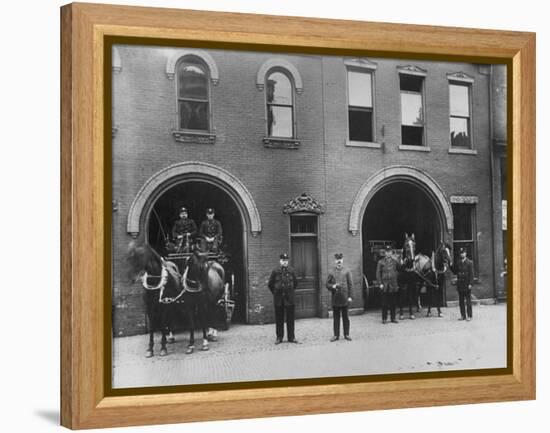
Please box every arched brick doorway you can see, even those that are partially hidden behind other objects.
[127,162,262,323]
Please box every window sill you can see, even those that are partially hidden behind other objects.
[399,145,431,152]
[172,130,216,144]
[263,137,301,149]
[345,140,382,149]
[449,147,478,155]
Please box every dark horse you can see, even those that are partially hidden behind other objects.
[126,240,184,357]
[399,233,453,318]
[181,248,225,354]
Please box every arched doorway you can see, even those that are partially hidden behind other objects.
[348,166,454,309]
[127,162,263,325]
[362,181,442,286]
[146,180,246,323]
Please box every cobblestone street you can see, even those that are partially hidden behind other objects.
[113,303,507,388]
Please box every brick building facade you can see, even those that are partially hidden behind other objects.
[111,45,507,337]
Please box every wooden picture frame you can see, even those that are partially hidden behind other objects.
[61,2,535,429]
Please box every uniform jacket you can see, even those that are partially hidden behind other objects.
[268,265,298,307]
[452,258,474,293]
[376,256,400,293]
[171,218,197,239]
[199,219,223,240]
[326,266,353,307]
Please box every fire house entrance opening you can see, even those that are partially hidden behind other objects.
[147,180,246,324]
[362,181,442,291]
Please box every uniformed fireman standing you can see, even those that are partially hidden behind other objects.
[376,245,401,324]
[171,207,197,253]
[268,253,299,344]
[326,253,353,341]
[199,208,223,253]
[451,247,474,321]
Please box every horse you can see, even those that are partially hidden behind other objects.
[398,233,420,319]
[126,240,184,358]
[180,248,225,354]
[398,233,453,318]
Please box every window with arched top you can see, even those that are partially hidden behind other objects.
[176,57,211,132]
[265,70,295,138]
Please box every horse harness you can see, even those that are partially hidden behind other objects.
[181,266,203,294]
[140,261,186,304]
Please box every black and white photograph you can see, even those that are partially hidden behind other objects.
[111,43,508,389]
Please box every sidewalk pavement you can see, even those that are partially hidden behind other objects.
[113,303,507,389]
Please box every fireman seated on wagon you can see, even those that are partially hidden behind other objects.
[168,206,197,253]
[199,208,223,253]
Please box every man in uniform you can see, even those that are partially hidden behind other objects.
[199,208,223,253]
[326,253,353,341]
[268,253,299,344]
[171,207,197,253]
[376,245,400,324]
[451,247,474,321]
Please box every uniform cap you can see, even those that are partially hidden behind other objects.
[334,253,343,260]
[206,208,215,214]
[180,207,188,213]
[459,248,466,253]
[280,253,289,260]
[385,245,393,251]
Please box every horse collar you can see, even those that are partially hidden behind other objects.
[141,264,168,291]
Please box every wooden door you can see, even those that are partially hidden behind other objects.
[291,232,319,318]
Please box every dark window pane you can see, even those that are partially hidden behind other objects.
[178,100,208,130]
[178,64,208,100]
[400,74,423,92]
[452,204,473,240]
[266,72,292,105]
[291,216,317,234]
[349,108,373,142]
[449,84,470,117]
[348,71,372,107]
[268,106,293,137]
[450,117,471,147]
[401,125,424,146]
[401,93,424,126]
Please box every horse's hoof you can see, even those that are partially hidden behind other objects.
[207,335,217,342]
[160,348,168,357]
[201,345,209,351]
[186,346,194,354]
[399,315,404,320]
[167,337,176,344]
[145,350,154,358]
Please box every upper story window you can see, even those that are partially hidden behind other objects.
[166,49,219,143]
[257,58,303,149]
[449,82,472,148]
[399,68,426,147]
[344,58,378,148]
[348,69,374,142]
[266,70,294,138]
[447,72,475,151]
[177,57,210,132]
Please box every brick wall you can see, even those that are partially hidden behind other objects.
[111,46,500,336]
